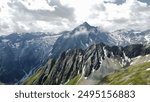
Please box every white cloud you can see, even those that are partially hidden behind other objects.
[88,0,150,31]
[0,0,75,35]
[19,0,55,10]
[0,0,150,35]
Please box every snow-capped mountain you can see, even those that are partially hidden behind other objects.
[110,29,150,46]
[0,32,61,84]
[51,22,114,58]
[51,22,150,58]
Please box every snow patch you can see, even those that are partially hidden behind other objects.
[146,68,150,71]
[2,39,9,42]
[85,43,89,47]
[89,38,92,42]
[103,47,107,57]
[92,69,95,73]
[136,55,142,59]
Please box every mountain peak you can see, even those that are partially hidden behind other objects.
[71,22,93,34]
[82,22,89,25]
[80,22,91,27]
[73,22,94,32]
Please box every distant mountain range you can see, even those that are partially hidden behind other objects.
[0,32,61,84]
[0,22,150,84]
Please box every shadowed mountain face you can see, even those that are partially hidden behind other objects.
[0,32,61,84]
[23,43,150,85]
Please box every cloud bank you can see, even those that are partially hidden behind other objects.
[0,0,150,35]
[0,0,75,35]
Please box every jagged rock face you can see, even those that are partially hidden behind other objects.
[23,43,150,85]
[0,32,61,84]
[124,44,150,58]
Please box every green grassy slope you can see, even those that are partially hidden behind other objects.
[99,62,150,85]
[65,74,81,85]
[23,61,150,85]
[22,68,45,85]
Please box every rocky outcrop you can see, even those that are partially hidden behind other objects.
[23,43,150,85]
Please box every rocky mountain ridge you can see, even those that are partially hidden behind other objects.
[23,43,150,85]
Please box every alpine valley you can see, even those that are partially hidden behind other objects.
[0,22,150,85]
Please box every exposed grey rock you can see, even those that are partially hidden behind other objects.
[23,43,150,85]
